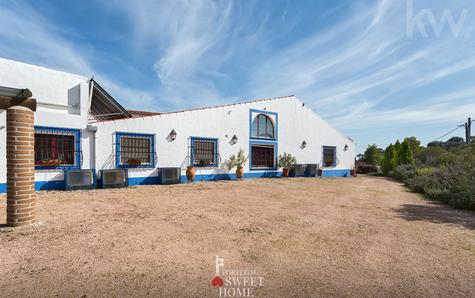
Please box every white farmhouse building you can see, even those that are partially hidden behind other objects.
[0,58,356,193]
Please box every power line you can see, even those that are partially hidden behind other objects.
[432,125,465,142]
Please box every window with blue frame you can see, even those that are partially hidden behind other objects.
[251,114,275,139]
[34,126,81,169]
[116,132,155,168]
[322,146,337,167]
[191,137,218,167]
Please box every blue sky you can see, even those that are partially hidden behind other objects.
[1,0,474,153]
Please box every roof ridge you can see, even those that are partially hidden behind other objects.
[160,94,295,115]
[94,94,295,122]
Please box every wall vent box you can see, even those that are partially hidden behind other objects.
[289,164,306,177]
[64,169,95,190]
[159,167,181,185]
[305,164,319,177]
[100,169,128,188]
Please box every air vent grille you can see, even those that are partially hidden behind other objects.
[159,167,181,184]
[100,169,128,188]
[64,170,95,190]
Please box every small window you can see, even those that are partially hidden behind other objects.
[191,137,218,167]
[34,127,80,169]
[116,132,155,168]
[251,114,275,139]
[323,146,336,167]
[251,144,276,169]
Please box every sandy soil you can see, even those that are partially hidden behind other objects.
[0,176,474,297]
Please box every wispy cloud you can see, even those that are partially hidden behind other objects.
[0,0,156,108]
[0,0,474,150]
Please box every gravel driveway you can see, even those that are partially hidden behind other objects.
[1,176,474,297]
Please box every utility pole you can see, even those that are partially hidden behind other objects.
[465,117,472,145]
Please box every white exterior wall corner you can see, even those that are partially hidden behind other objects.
[93,95,356,182]
[0,59,92,191]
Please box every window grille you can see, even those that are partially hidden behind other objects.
[251,114,275,139]
[116,132,155,168]
[323,146,337,167]
[191,137,218,167]
[34,126,80,169]
[251,144,275,168]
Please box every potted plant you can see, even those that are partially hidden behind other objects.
[225,149,249,180]
[127,159,142,166]
[278,153,296,177]
[186,165,196,182]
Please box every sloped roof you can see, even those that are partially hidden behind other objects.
[89,79,132,121]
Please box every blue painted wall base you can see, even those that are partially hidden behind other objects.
[0,169,352,193]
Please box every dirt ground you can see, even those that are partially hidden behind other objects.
[0,176,474,297]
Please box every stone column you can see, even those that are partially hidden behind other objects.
[6,106,36,226]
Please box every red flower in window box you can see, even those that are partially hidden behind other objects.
[42,159,62,166]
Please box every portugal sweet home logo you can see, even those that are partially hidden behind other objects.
[211,256,264,297]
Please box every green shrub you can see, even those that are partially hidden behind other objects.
[384,138,474,210]
[405,173,432,193]
[393,164,416,181]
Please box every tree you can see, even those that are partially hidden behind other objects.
[362,144,383,165]
[445,136,465,149]
[428,141,444,148]
[381,144,397,175]
[394,140,401,153]
[397,140,414,165]
[404,136,421,153]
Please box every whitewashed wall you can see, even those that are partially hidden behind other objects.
[0,58,92,190]
[0,59,356,192]
[94,96,356,182]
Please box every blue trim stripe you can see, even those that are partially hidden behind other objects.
[0,169,353,193]
[321,169,351,177]
[35,180,66,191]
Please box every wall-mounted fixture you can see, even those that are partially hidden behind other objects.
[231,134,238,145]
[344,144,348,151]
[169,129,177,141]
[301,140,307,149]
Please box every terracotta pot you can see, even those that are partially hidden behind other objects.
[236,166,244,179]
[186,166,196,182]
[282,168,290,177]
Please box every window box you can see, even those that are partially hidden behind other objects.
[116,132,156,168]
[34,126,81,170]
[190,137,219,167]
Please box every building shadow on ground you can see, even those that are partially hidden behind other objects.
[393,202,475,230]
